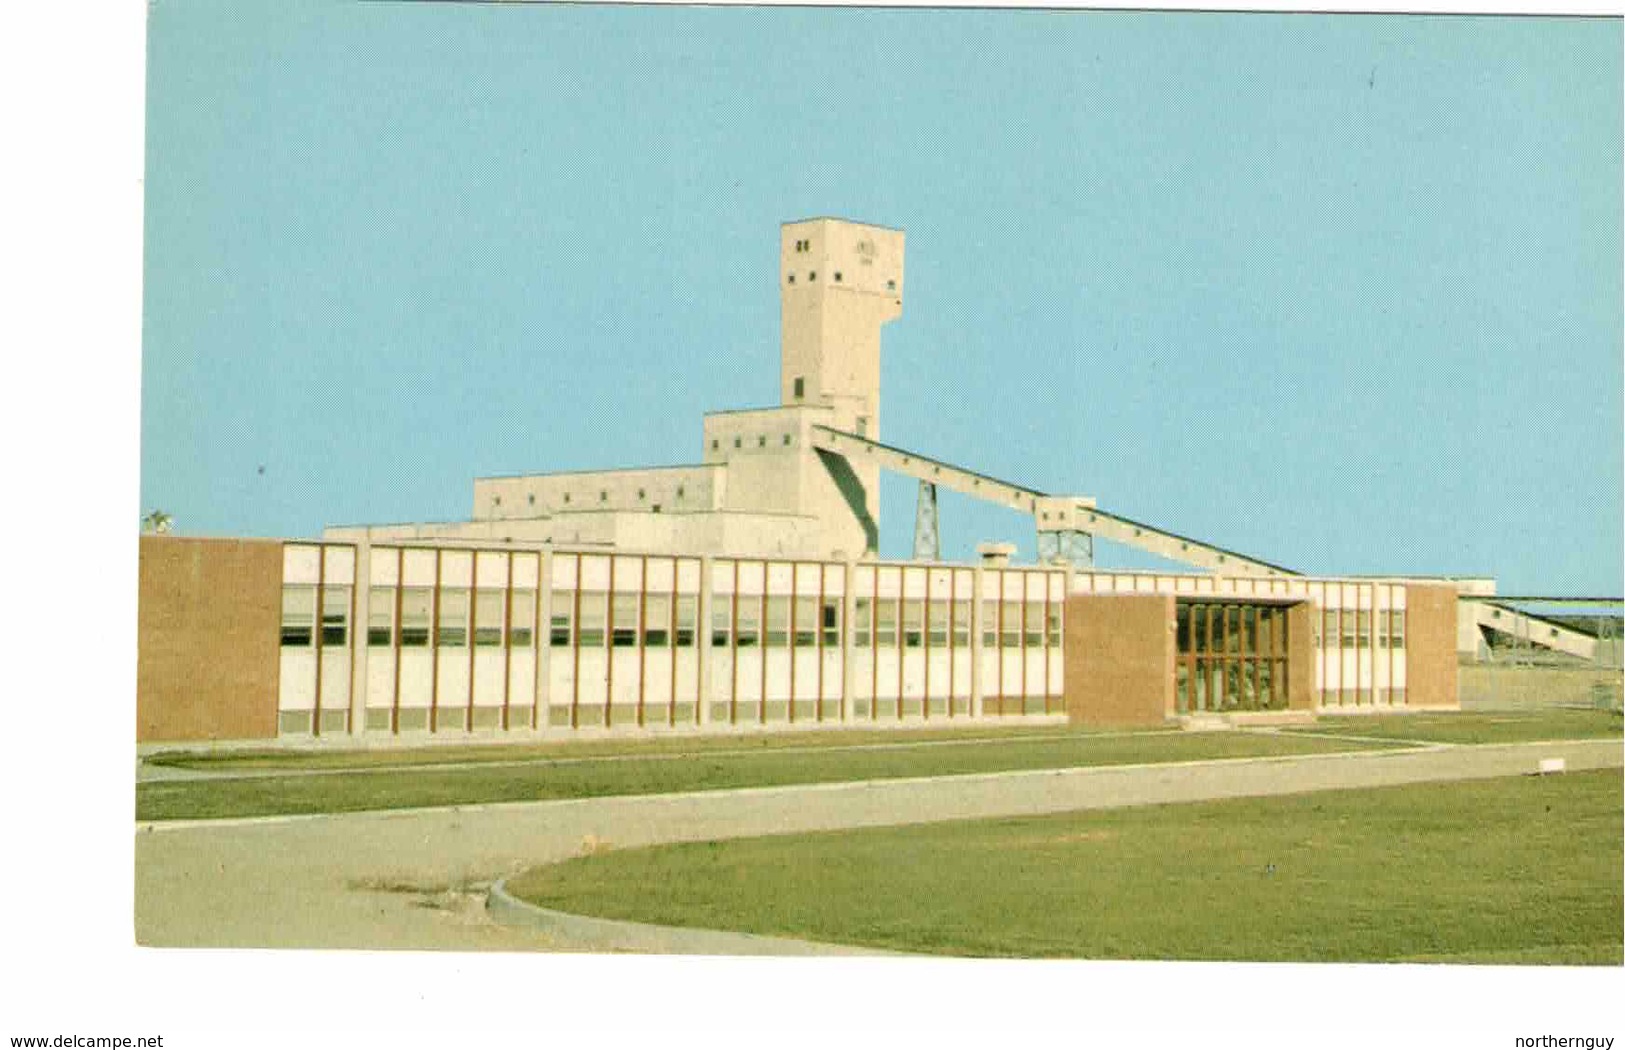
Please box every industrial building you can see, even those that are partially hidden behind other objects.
[142,216,1582,745]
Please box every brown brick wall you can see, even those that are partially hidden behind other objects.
[1062,594,1175,727]
[137,536,283,742]
[1286,601,1316,711]
[1405,582,1460,709]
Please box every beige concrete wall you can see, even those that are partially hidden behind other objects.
[138,536,283,742]
[473,464,723,520]
[702,404,871,559]
[779,218,903,424]
[1405,582,1460,709]
[778,219,904,558]
[330,509,826,561]
[1062,594,1175,727]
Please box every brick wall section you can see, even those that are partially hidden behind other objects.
[137,536,283,742]
[1062,594,1175,727]
[1405,582,1460,709]
[1286,601,1316,711]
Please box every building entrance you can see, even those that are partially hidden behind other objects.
[1176,600,1291,713]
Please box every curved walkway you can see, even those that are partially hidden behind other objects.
[134,737,1622,951]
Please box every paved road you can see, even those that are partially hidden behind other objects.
[134,737,1622,951]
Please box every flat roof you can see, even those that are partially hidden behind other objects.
[782,216,905,234]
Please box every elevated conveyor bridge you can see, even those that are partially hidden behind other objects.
[808,424,1297,577]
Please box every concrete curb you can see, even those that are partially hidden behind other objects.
[486,878,906,957]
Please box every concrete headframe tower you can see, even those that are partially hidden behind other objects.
[779,218,905,553]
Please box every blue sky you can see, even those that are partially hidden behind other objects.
[141,3,1622,593]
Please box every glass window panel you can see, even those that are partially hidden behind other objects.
[927,600,949,646]
[644,593,671,647]
[1192,604,1207,653]
[952,600,971,647]
[735,598,760,648]
[1226,605,1242,653]
[1047,606,1062,647]
[437,589,468,647]
[1356,609,1371,649]
[280,585,314,647]
[1258,607,1273,656]
[1211,606,1226,652]
[853,598,872,649]
[576,591,606,648]
[1176,603,1191,654]
[400,587,431,647]
[611,593,639,647]
[320,586,349,646]
[982,600,999,647]
[549,594,573,647]
[1000,603,1021,648]
[1024,602,1044,648]
[794,596,818,647]
[509,590,534,648]
[765,596,790,647]
[902,600,923,648]
[1341,608,1357,648]
[675,594,697,648]
[474,590,504,647]
[367,587,394,647]
[875,599,898,648]
[1242,606,1257,654]
[820,599,840,647]
[710,601,731,648]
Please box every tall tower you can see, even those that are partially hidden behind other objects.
[780,218,904,433]
[779,218,905,554]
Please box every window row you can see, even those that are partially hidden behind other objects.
[1176,603,1290,657]
[711,434,795,451]
[1312,608,1406,650]
[853,598,1060,650]
[549,592,700,648]
[282,587,1064,652]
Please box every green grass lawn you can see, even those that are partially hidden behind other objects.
[506,769,1624,963]
[136,729,1398,822]
[145,721,1168,773]
[1287,708,1622,746]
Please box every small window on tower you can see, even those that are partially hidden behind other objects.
[808,271,817,281]
[599,491,607,503]
[787,274,795,284]
[711,439,718,450]
[733,436,741,449]
[563,493,571,504]
[757,435,766,448]
[793,376,804,400]
[834,272,842,282]
[887,279,896,291]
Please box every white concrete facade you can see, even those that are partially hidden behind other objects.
[277,541,1430,739]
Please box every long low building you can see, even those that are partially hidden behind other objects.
[136,536,1459,743]
[137,217,1467,744]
